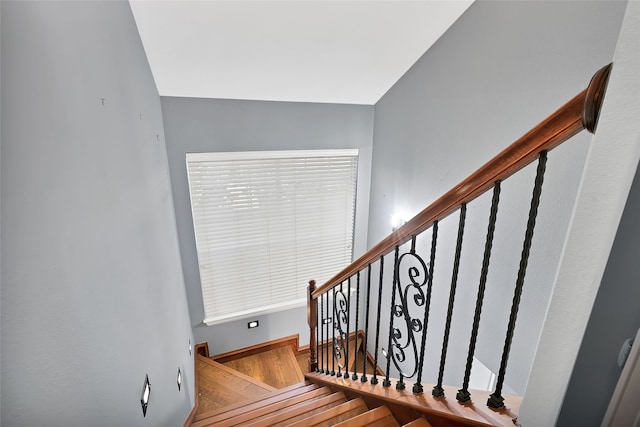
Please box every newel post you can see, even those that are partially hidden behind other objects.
[307,280,318,372]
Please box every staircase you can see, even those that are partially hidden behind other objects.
[187,336,520,427]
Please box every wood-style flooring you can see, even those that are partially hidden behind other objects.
[195,355,275,416]
[223,346,306,389]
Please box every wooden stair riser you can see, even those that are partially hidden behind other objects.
[333,405,399,427]
[193,383,320,426]
[197,386,333,427]
[238,392,348,427]
[285,397,369,427]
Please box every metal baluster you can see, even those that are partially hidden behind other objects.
[371,256,384,385]
[344,279,351,379]
[332,287,336,376]
[326,292,331,376]
[457,182,501,403]
[319,290,324,373]
[315,288,320,373]
[414,222,438,393]
[352,271,361,381]
[383,246,400,388]
[488,152,547,409]
[433,204,467,397]
[337,282,344,377]
[361,264,372,383]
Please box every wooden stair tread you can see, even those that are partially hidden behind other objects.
[333,405,399,427]
[238,391,348,427]
[402,418,433,427]
[194,355,276,416]
[193,382,316,424]
[194,385,331,427]
[305,371,520,427]
[286,397,369,427]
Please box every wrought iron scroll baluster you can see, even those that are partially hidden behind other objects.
[344,278,351,379]
[414,222,438,393]
[488,152,548,409]
[362,264,372,383]
[352,272,361,380]
[334,284,348,376]
[371,256,384,385]
[383,246,401,388]
[433,204,467,397]
[457,182,501,403]
[331,287,336,376]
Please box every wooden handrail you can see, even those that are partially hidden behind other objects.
[313,63,612,299]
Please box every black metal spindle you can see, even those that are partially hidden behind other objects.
[371,256,384,385]
[316,293,320,373]
[361,264,372,383]
[433,204,467,397]
[326,292,331,376]
[337,283,344,377]
[488,152,548,409]
[397,373,405,390]
[352,272,361,380]
[319,291,324,373]
[344,278,351,379]
[457,181,501,403]
[413,222,438,393]
[331,286,336,376]
[384,246,400,388]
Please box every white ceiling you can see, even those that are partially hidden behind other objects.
[129,1,473,105]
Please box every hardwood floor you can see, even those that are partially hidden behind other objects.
[223,346,306,389]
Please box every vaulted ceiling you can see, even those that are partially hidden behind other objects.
[129,1,473,105]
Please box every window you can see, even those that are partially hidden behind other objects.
[186,149,358,325]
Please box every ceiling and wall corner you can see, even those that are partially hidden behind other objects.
[129,0,474,105]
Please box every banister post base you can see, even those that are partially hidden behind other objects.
[432,385,444,398]
[487,392,505,409]
[413,383,424,394]
[456,389,471,403]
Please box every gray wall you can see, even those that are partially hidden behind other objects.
[554,2,640,424]
[557,160,640,426]
[369,0,626,394]
[0,1,3,420]
[161,97,373,355]
[1,2,194,426]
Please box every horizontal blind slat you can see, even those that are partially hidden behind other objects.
[187,150,358,322]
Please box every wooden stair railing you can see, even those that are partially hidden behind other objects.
[307,63,613,411]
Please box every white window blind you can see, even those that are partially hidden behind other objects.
[186,149,358,325]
